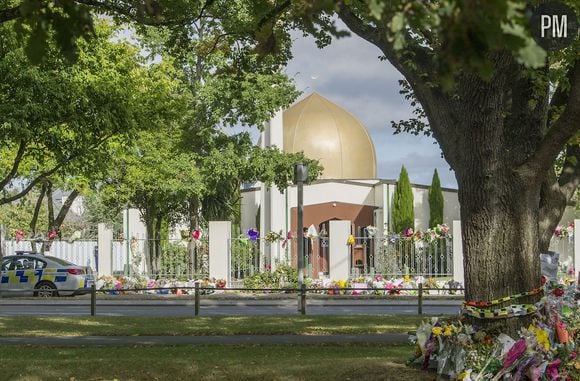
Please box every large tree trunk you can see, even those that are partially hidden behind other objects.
[458,166,542,334]
[337,5,580,337]
[450,62,547,335]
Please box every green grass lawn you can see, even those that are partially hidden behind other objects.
[0,315,435,337]
[0,344,435,381]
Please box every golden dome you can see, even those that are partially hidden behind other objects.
[283,93,377,179]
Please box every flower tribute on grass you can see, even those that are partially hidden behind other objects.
[408,278,579,380]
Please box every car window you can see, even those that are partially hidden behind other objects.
[1,259,13,272]
[33,259,47,269]
[15,258,35,270]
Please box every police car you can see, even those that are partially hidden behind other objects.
[0,252,95,297]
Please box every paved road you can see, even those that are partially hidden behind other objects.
[0,299,462,316]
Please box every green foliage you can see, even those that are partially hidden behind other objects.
[242,264,298,289]
[82,190,122,235]
[158,241,188,279]
[0,189,47,236]
[428,169,444,228]
[230,239,259,276]
[392,166,414,234]
[0,21,168,206]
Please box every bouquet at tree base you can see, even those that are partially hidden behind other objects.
[408,280,579,380]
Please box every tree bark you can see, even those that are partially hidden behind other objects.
[154,214,163,277]
[53,189,80,230]
[144,213,156,277]
[30,183,47,253]
[42,181,55,252]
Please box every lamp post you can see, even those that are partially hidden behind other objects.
[294,163,308,295]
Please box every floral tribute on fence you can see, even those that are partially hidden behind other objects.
[408,278,579,380]
[385,224,452,244]
[554,222,574,239]
[308,275,463,296]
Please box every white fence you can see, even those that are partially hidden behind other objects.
[1,240,98,272]
[2,219,578,283]
[110,238,209,279]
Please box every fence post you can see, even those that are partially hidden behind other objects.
[452,220,464,285]
[0,224,5,258]
[574,219,579,276]
[209,221,231,284]
[300,284,306,315]
[195,283,200,316]
[90,284,96,316]
[97,224,113,277]
[418,283,423,315]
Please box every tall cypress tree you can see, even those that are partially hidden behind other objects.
[392,165,414,234]
[428,169,444,228]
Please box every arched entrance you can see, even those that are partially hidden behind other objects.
[290,202,377,278]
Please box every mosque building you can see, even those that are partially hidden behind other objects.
[240,92,462,274]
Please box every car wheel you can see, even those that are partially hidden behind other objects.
[34,281,59,297]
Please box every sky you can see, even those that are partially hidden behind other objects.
[283,26,458,189]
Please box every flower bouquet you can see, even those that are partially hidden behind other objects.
[265,231,283,243]
[554,222,574,239]
[408,280,579,380]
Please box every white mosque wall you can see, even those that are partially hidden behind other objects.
[262,109,283,149]
[372,183,388,233]
[269,187,287,234]
[409,187,460,232]
[240,189,261,232]
[412,187,430,231]
[286,182,376,208]
[243,179,461,237]
[443,190,461,233]
[380,183,460,233]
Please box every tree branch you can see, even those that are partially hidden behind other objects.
[558,144,580,202]
[0,5,20,23]
[75,0,208,26]
[0,1,213,26]
[54,188,80,228]
[538,144,580,251]
[0,140,27,191]
[526,59,580,172]
[46,180,54,229]
[257,0,291,28]
[30,182,47,235]
[0,131,116,205]
[0,162,65,205]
